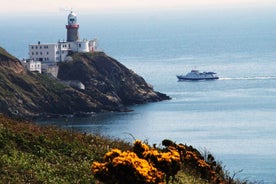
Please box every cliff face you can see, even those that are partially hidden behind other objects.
[0,47,24,73]
[0,48,169,118]
[58,52,170,109]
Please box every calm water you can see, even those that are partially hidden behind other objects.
[1,9,276,183]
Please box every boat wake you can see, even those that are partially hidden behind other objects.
[219,76,276,80]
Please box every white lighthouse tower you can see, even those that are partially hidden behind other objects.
[66,11,79,42]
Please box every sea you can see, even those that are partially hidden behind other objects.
[1,8,276,183]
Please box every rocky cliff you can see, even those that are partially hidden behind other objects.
[0,47,170,118]
[58,52,170,110]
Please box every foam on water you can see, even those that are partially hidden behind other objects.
[219,76,276,80]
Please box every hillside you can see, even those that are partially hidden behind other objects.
[0,115,246,183]
[0,47,169,118]
[0,114,131,183]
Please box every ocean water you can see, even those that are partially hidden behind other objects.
[2,9,276,182]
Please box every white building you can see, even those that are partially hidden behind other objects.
[28,11,97,66]
[21,59,42,73]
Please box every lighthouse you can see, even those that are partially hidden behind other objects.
[66,11,79,42]
[27,10,98,69]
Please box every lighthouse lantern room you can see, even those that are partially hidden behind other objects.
[66,11,79,42]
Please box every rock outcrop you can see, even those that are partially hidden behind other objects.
[0,47,170,118]
[58,52,170,111]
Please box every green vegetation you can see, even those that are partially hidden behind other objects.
[35,74,68,91]
[0,115,248,183]
[0,115,131,183]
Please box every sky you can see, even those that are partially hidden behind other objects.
[2,0,276,15]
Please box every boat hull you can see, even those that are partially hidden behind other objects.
[177,75,219,81]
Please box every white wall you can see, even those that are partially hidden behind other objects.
[29,39,95,63]
[29,43,57,63]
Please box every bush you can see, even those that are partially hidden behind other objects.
[92,140,182,184]
[92,148,164,184]
[92,139,236,184]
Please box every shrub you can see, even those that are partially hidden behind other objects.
[134,140,181,183]
[92,140,182,184]
[92,139,231,184]
[92,148,164,184]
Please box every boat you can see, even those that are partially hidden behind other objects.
[177,70,219,81]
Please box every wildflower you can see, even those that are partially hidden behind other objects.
[92,148,164,184]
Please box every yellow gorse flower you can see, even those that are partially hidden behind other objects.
[92,139,220,183]
[92,144,165,184]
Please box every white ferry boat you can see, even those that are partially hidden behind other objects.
[177,70,219,81]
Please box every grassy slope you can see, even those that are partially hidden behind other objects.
[0,115,131,183]
[0,115,247,184]
[0,47,18,61]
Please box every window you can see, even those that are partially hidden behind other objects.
[32,52,34,55]
[31,46,34,49]
[47,52,49,55]
[36,52,38,55]
[35,46,38,49]
[40,52,43,55]
[79,44,81,48]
